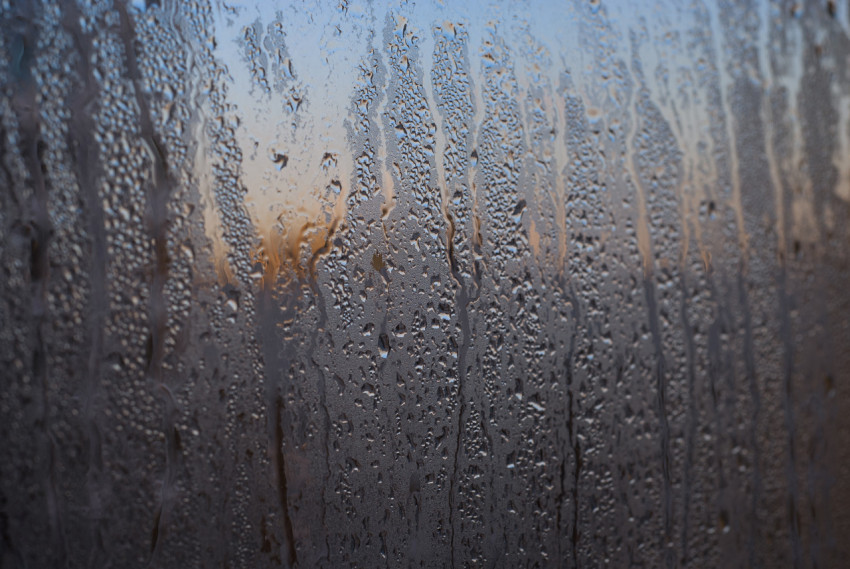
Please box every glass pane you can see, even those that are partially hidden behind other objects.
[1,1,848,567]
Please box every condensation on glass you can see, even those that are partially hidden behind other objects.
[1,0,848,567]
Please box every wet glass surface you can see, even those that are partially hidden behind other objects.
[1,0,849,567]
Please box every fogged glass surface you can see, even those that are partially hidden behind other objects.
[1,0,849,567]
